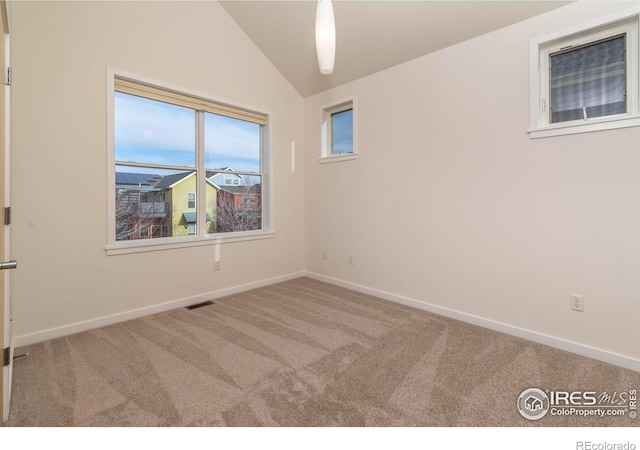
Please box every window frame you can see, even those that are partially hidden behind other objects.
[319,97,358,163]
[529,7,640,139]
[106,69,274,255]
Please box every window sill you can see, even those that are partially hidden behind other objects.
[106,231,275,256]
[529,113,640,139]
[318,153,359,164]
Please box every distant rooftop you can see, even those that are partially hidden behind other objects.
[154,171,194,189]
[219,184,261,194]
[115,172,161,186]
[117,170,252,190]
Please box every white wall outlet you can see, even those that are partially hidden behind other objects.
[348,255,354,265]
[570,294,584,312]
[322,250,328,260]
[214,260,221,271]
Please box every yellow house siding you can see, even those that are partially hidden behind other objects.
[168,174,216,236]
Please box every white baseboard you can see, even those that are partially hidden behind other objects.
[305,272,640,373]
[14,271,306,348]
[14,269,640,372]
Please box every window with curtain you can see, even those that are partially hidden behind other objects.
[529,12,640,139]
[550,35,626,123]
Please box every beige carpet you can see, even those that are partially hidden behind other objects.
[5,277,640,426]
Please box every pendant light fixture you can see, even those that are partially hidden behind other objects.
[315,0,336,75]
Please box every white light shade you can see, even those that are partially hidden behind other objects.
[315,0,335,75]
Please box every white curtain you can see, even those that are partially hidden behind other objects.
[550,35,626,123]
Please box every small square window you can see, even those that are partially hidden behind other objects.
[187,223,196,235]
[319,98,357,163]
[529,10,640,138]
[549,35,626,124]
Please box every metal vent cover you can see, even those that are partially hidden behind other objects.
[185,300,214,310]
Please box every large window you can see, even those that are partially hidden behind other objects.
[529,9,640,138]
[108,72,270,254]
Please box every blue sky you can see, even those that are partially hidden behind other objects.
[332,109,353,154]
[115,92,261,173]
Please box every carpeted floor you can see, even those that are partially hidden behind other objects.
[5,277,640,426]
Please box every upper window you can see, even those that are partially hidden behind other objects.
[331,108,353,154]
[529,9,640,138]
[108,72,270,254]
[550,35,626,124]
[319,98,357,163]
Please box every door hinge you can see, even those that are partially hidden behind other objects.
[4,206,10,225]
[4,66,11,86]
[3,347,9,367]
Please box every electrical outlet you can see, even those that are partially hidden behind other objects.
[570,294,584,312]
[214,260,221,271]
[322,250,328,260]
[348,255,354,265]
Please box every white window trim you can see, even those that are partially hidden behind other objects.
[319,96,358,163]
[187,192,196,209]
[105,68,274,256]
[529,7,640,139]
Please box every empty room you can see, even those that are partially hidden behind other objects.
[0,0,639,443]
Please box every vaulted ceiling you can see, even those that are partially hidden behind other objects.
[220,0,573,97]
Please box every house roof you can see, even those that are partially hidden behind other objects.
[209,172,242,179]
[154,171,195,189]
[206,168,241,178]
[117,171,218,191]
[115,172,161,186]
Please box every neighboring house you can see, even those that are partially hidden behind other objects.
[115,172,168,240]
[115,171,218,240]
[216,184,262,232]
[155,171,217,236]
[209,168,242,186]
[205,168,262,232]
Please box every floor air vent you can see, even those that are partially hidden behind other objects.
[185,300,214,310]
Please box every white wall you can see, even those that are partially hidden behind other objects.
[305,1,640,363]
[9,1,305,340]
